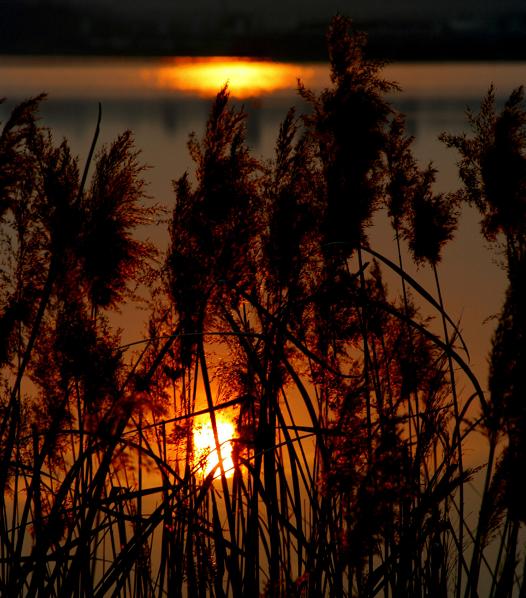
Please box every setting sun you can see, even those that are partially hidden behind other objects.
[145,57,321,98]
[193,416,236,478]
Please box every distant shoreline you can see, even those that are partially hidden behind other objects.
[2,1,526,63]
[3,35,526,62]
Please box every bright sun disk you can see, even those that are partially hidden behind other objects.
[145,57,318,98]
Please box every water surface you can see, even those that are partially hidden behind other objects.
[2,57,525,382]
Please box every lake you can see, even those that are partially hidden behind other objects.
[1,57,525,383]
[2,56,526,596]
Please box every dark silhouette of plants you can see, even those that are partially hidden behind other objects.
[443,85,526,597]
[0,15,525,598]
[300,15,396,252]
[0,95,157,596]
[80,131,154,310]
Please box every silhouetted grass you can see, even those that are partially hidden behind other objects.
[1,15,525,597]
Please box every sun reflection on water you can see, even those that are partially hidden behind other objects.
[193,416,236,478]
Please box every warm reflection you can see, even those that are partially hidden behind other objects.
[193,415,236,478]
[148,57,321,98]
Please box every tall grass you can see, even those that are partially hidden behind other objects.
[0,16,525,596]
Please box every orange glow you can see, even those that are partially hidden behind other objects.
[146,57,321,98]
[193,416,236,478]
